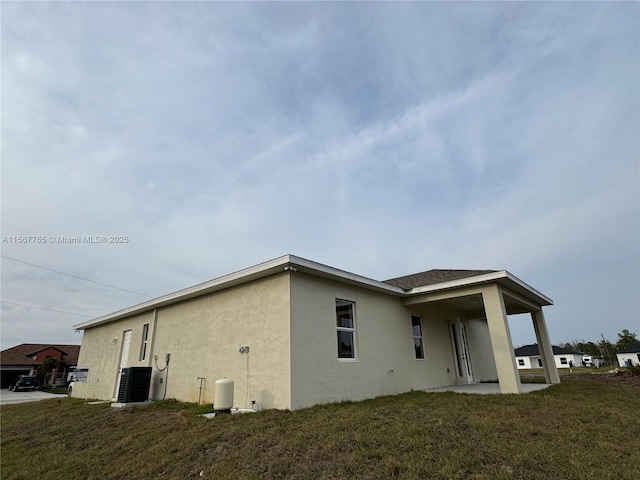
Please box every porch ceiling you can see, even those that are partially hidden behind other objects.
[412,292,536,317]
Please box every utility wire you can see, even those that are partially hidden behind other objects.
[1,300,94,318]
[1,255,154,298]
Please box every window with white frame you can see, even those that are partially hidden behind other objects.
[139,324,149,361]
[411,315,424,359]
[560,357,567,365]
[336,299,356,359]
[518,359,525,366]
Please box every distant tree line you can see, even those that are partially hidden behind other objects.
[559,329,638,366]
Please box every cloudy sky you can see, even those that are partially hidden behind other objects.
[2,1,638,351]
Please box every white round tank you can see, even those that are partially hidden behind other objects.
[214,378,234,411]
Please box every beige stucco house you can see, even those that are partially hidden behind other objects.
[72,255,560,410]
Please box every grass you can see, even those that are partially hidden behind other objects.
[44,386,71,395]
[519,366,617,375]
[2,378,639,479]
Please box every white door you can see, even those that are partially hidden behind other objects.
[451,321,474,384]
[114,330,132,400]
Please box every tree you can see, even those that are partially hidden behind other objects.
[616,329,639,351]
[36,357,58,386]
[598,337,616,366]
[565,340,600,357]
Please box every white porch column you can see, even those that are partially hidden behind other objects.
[482,285,522,394]
[531,309,560,384]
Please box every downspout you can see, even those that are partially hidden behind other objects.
[147,309,158,368]
[148,308,162,401]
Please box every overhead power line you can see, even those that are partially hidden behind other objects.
[1,255,154,298]
[1,300,94,318]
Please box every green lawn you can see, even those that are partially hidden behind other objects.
[2,377,639,479]
[519,366,617,375]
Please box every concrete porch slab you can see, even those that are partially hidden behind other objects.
[424,383,551,394]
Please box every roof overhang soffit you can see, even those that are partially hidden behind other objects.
[74,254,407,330]
[403,283,548,316]
[74,257,551,330]
[403,286,486,306]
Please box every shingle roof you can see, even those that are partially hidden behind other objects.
[0,343,80,366]
[616,343,640,354]
[383,269,497,290]
[514,344,583,356]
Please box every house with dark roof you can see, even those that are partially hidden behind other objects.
[616,343,640,367]
[514,344,583,369]
[72,255,559,409]
[0,343,80,389]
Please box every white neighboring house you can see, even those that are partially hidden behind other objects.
[514,344,583,369]
[616,344,640,367]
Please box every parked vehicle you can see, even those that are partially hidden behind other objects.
[10,375,40,392]
[582,355,605,368]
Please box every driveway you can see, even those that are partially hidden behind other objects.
[0,389,62,405]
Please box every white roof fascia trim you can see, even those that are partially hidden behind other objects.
[288,255,406,295]
[407,270,553,306]
[74,255,406,331]
[73,255,293,330]
[502,271,553,306]
[407,271,510,295]
[74,255,551,331]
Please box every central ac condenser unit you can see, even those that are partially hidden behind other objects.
[117,367,152,403]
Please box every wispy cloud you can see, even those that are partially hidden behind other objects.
[1,1,638,349]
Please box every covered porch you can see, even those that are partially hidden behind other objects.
[403,272,560,394]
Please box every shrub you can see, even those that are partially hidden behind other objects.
[626,364,640,376]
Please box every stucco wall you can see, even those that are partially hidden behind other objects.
[74,311,154,400]
[75,268,521,410]
[289,273,458,409]
[33,347,64,362]
[516,354,583,369]
[617,353,640,367]
[515,356,535,369]
[554,354,582,368]
[74,273,291,409]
